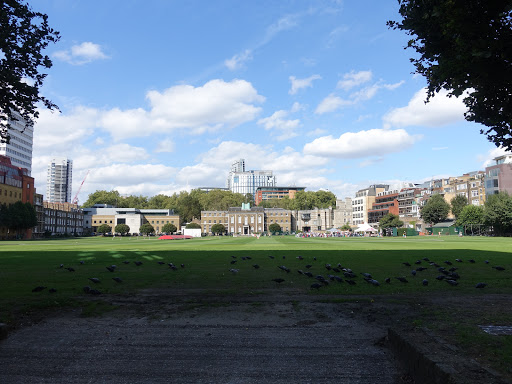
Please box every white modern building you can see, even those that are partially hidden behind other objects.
[0,110,33,174]
[47,158,73,203]
[226,158,276,198]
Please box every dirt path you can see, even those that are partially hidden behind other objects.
[0,292,403,384]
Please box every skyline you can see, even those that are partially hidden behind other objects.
[28,0,508,203]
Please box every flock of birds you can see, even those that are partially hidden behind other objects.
[31,259,187,295]
[227,254,507,291]
[31,253,507,294]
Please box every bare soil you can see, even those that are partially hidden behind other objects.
[2,289,511,383]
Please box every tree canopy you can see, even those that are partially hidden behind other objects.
[96,224,111,235]
[484,192,512,236]
[1,0,60,143]
[450,195,468,220]
[211,223,226,235]
[268,223,282,233]
[161,222,177,234]
[388,0,512,149]
[378,213,404,229]
[420,194,450,225]
[114,223,130,236]
[139,223,154,235]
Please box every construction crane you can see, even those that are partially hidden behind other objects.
[72,170,90,205]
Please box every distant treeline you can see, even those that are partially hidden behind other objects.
[82,189,337,223]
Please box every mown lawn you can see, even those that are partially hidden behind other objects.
[1,235,510,313]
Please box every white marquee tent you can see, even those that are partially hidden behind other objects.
[354,224,377,233]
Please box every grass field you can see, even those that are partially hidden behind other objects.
[1,235,511,378]
[1,235,511,317]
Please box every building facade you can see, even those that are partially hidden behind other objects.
[485,154,512,196]
[367,190,400,228]
[201,205,293,235]
[0,110,33,175]
[82,206,180,235]
[47,158,73,203]
[43,201,84,236]
[295,207,334,232]
[254,186,305,206]
[0,155,35,239]
[352,184,388,225]
[333,197,353,228]
[226,158,276,198]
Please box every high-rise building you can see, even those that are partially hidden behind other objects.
[0,110,33,175]
[46,158,73,203]
[226,158,276,199]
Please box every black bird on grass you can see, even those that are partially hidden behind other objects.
[32,286,47,292]
[422,279,428,286]
[134,261,143,266]
[311,283,322,290]
[385,277,391,284]
[469,259,476,263]
[49,288,57,293]
[411,270,416,277]
[493,266,505,271]
[415,260,422,265]
[79,261,84,265]
[446,279,458,286]
[122,261,130,264]
[422,257,430,262]
[66,267,75,272]
[230,260,237,265]
[402,262,411,267]
[455,258,463,263]
[395,276,409,283]
[88,277,100,284]
[334,276,343,283]
[417,267,428,272]
[278,265,290,273]
[253,264,260,269]
[106,266,115,272]
[436,275,445,280]
[59,264,64,268]
[112,277,123,283]
[181,264,185,268]
[475,282,487,288]
[304,271,313,278]
[444,261,453,265]
[346,280,356,285]
[157,261,165,265]
[268,256,275,260]
[305,264,312,269]
[272,278,285,284]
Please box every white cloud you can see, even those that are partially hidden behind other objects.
[225,49,253,70]
[33,107,97,151]
[315,94,352,114]
[95,79,264,140]
[257,108,300,141]
[289,74,322,95]
[303,129,421,158]
[54,42,109,65]
[478,147,511,168]
[383,88,468,128]
[155,138,175,153]
[326,25,349,48]
[88,163,176,186]
[316,76,404,114]
[337,70,372,91]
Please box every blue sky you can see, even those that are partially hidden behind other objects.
[31,0,506,203]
